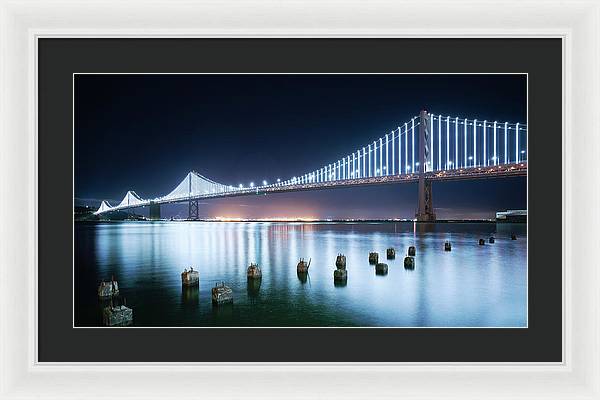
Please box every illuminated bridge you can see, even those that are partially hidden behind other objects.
[94,110,527,221]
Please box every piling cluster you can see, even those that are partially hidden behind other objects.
[96,230,522,325]
[97,276,134,326]
[477,235,505,245]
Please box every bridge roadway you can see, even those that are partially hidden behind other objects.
[103,162,527,214]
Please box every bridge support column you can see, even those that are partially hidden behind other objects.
[416,109,436,222]
[188,199,199,220]
[149,202,161,220]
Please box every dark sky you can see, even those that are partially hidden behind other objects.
[75,74,527,219]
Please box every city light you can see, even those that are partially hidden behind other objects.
[446,116,450,171]
[483,120,487,167]
[239,184,243,189]
[516,122,520,162]
[262,180,267,186]
[250,182,254,188]
[473,119,477,167]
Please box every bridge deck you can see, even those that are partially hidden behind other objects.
[97,163,526,214]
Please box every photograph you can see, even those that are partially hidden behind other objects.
[74,73,527,328]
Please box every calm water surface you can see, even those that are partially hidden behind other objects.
[75,221,527,327]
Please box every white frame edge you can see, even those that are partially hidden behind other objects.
[0,1,598,399]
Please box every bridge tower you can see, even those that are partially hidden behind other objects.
[188,171,199,220]
[188,200,199,220]
[416,109,436,222]
[149,202,161,220]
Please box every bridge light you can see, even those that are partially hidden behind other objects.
[262,180,267,186]
[520,150,526,154]
[250,182,254,188]
[415,162,419,167]
[277,178,281,183]
[468,156,473,160]
[239,184,243,189]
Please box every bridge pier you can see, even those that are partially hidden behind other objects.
[416,179,436,222]
[416,109,436,222]
[188,199,199,220]
[149,202,161,220]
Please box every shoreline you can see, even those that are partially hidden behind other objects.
[75,218,526,224]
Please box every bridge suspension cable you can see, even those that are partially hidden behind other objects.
[94,110,526,216]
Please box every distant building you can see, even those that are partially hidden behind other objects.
[496,209,527,223]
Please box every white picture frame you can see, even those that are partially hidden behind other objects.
[0,1,598,398]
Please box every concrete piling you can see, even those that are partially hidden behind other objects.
[479,239,485,245]
[98,276,119,298]
[102,305,133,326]
[369,252,379,265]
[386,248,396,259]
[375,262,389,275]
[297,258,311,273]
[102,297,133,327]
[444,241,452,251]
[335,254,347,269]
[181,268,199,286]
[334,268,348,282]
[212,282,233,305]
[408,246,416,256]
[247,278,261,296]
[404,256,415,269]
[334,254,348,284]
[297,270,308,284]
[489,236,495,244]
[247,263,262,279]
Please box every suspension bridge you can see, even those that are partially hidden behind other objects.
[94,109,527,221]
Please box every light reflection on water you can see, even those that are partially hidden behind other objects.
[75,221,527,327]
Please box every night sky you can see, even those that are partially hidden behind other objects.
[75,74,527,219]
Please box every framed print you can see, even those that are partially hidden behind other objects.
[42,38,557,363]
[1,1,599,399]
[73,72,529,330]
